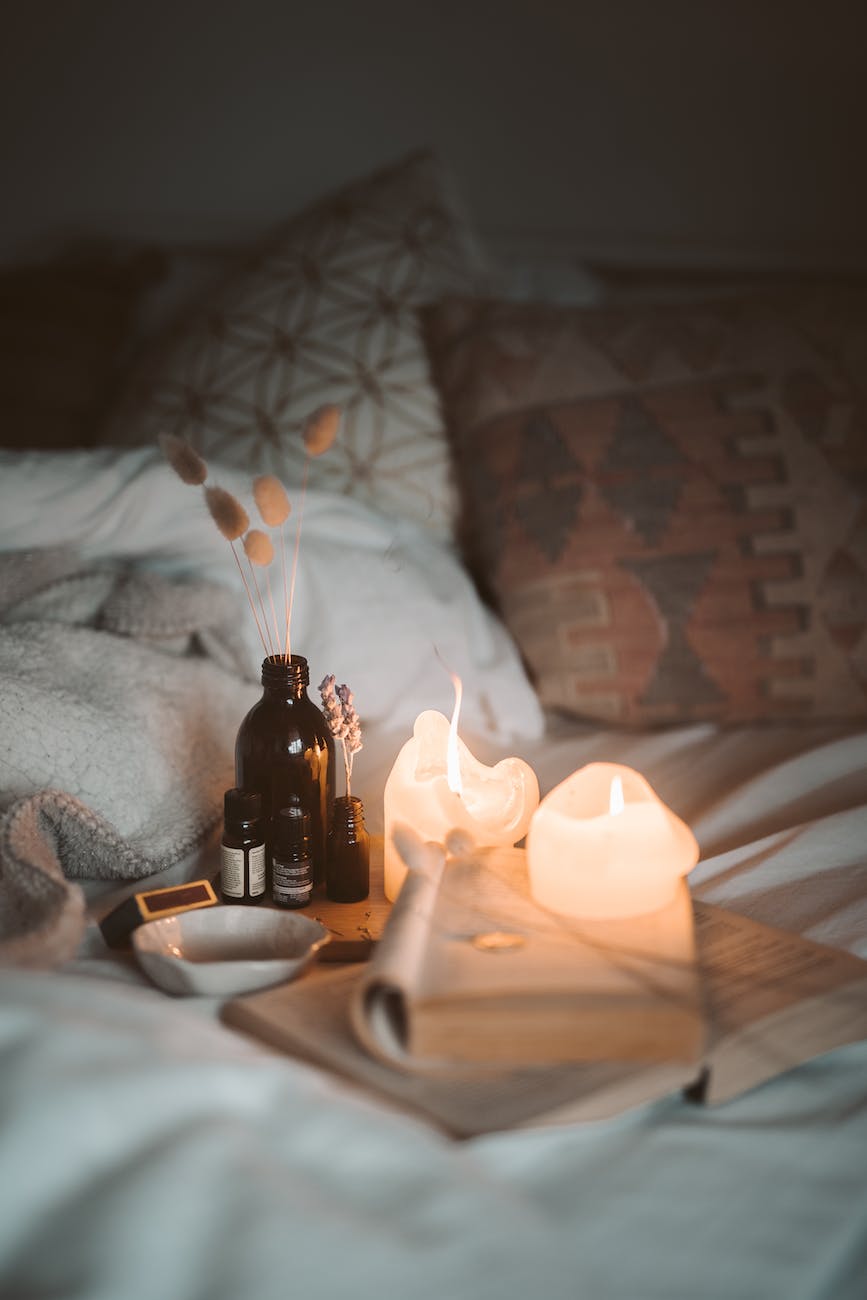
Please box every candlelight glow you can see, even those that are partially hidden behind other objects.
[447,673,463,795]
[383,710,540,901]
[527,762,699,919]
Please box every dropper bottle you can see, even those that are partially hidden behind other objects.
[220,788,266,905]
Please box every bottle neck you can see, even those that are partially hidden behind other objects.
[334,795,365,829]
[260,654,310,701]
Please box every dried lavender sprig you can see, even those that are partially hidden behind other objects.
[319,674,362,796]
[319,674,349,739]
[336,683,363,756]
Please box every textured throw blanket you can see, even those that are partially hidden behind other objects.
[0,550,258,967]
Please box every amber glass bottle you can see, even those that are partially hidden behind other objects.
[220,788,266,905]
[235,656,334,888]
[326,795,370,903]
[272,797,314,909]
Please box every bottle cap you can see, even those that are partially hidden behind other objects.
[224,788,263,825]
[262,654,309,688]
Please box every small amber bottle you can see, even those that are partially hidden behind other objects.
[271,797,314,909]
[220,789,266,905]
[326,796,370,903]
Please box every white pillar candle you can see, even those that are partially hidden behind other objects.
[383,709,539,901]
[526,762,699,919]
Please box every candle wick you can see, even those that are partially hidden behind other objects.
[446,673,463,796]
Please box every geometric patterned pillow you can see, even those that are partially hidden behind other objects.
[423,287,867,723]
[107,152,488,536]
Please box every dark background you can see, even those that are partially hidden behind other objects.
[2,0,866,270]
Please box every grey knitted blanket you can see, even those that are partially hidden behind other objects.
[0,550,258,967]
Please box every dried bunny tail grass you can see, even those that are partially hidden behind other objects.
[204,486,270,656]
[253,475,291,526]
[243,529,281,654]
[242,529,275,566]
[205,485,250,541]
[158,433,208,485]
[302,404,341,457]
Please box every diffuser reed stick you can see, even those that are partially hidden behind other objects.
[253,475,292,659]
[202,484,273,658]
[286,404,341,658]
[243,529,280,657]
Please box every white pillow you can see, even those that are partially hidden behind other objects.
[0,447,544,740]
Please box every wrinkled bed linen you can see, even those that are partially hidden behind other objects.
[1,448,866,1299]
[2,717,866,1300]
[2,966,865,1300]
[0,447,545,739]
[0,443,544,965]
[0,550,257,964]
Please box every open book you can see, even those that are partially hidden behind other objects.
[350,841,705,1066]
[223,844,867,1138]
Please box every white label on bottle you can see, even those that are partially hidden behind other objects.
[272,855,313,905]
[249,843,266,896]
[221,844,244,898]
[221,843,266,898]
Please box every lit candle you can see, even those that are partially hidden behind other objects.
[526,762,699,919]
[383,678,539,901]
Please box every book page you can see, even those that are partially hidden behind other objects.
[692,904,867,1102]
[347,833,446,1066]
[223,893,867,1135]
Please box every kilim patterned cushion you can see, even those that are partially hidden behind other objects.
[107,152,487,535]
[423,288,867,723]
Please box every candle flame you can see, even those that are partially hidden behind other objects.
[609,773,625,816]
[447,672,463,795]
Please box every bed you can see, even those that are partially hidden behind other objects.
[1,151,866,1300]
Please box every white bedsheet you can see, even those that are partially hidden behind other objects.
[2,718,866,1300]
[0,447,544,739]
[1,448,866,1299]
